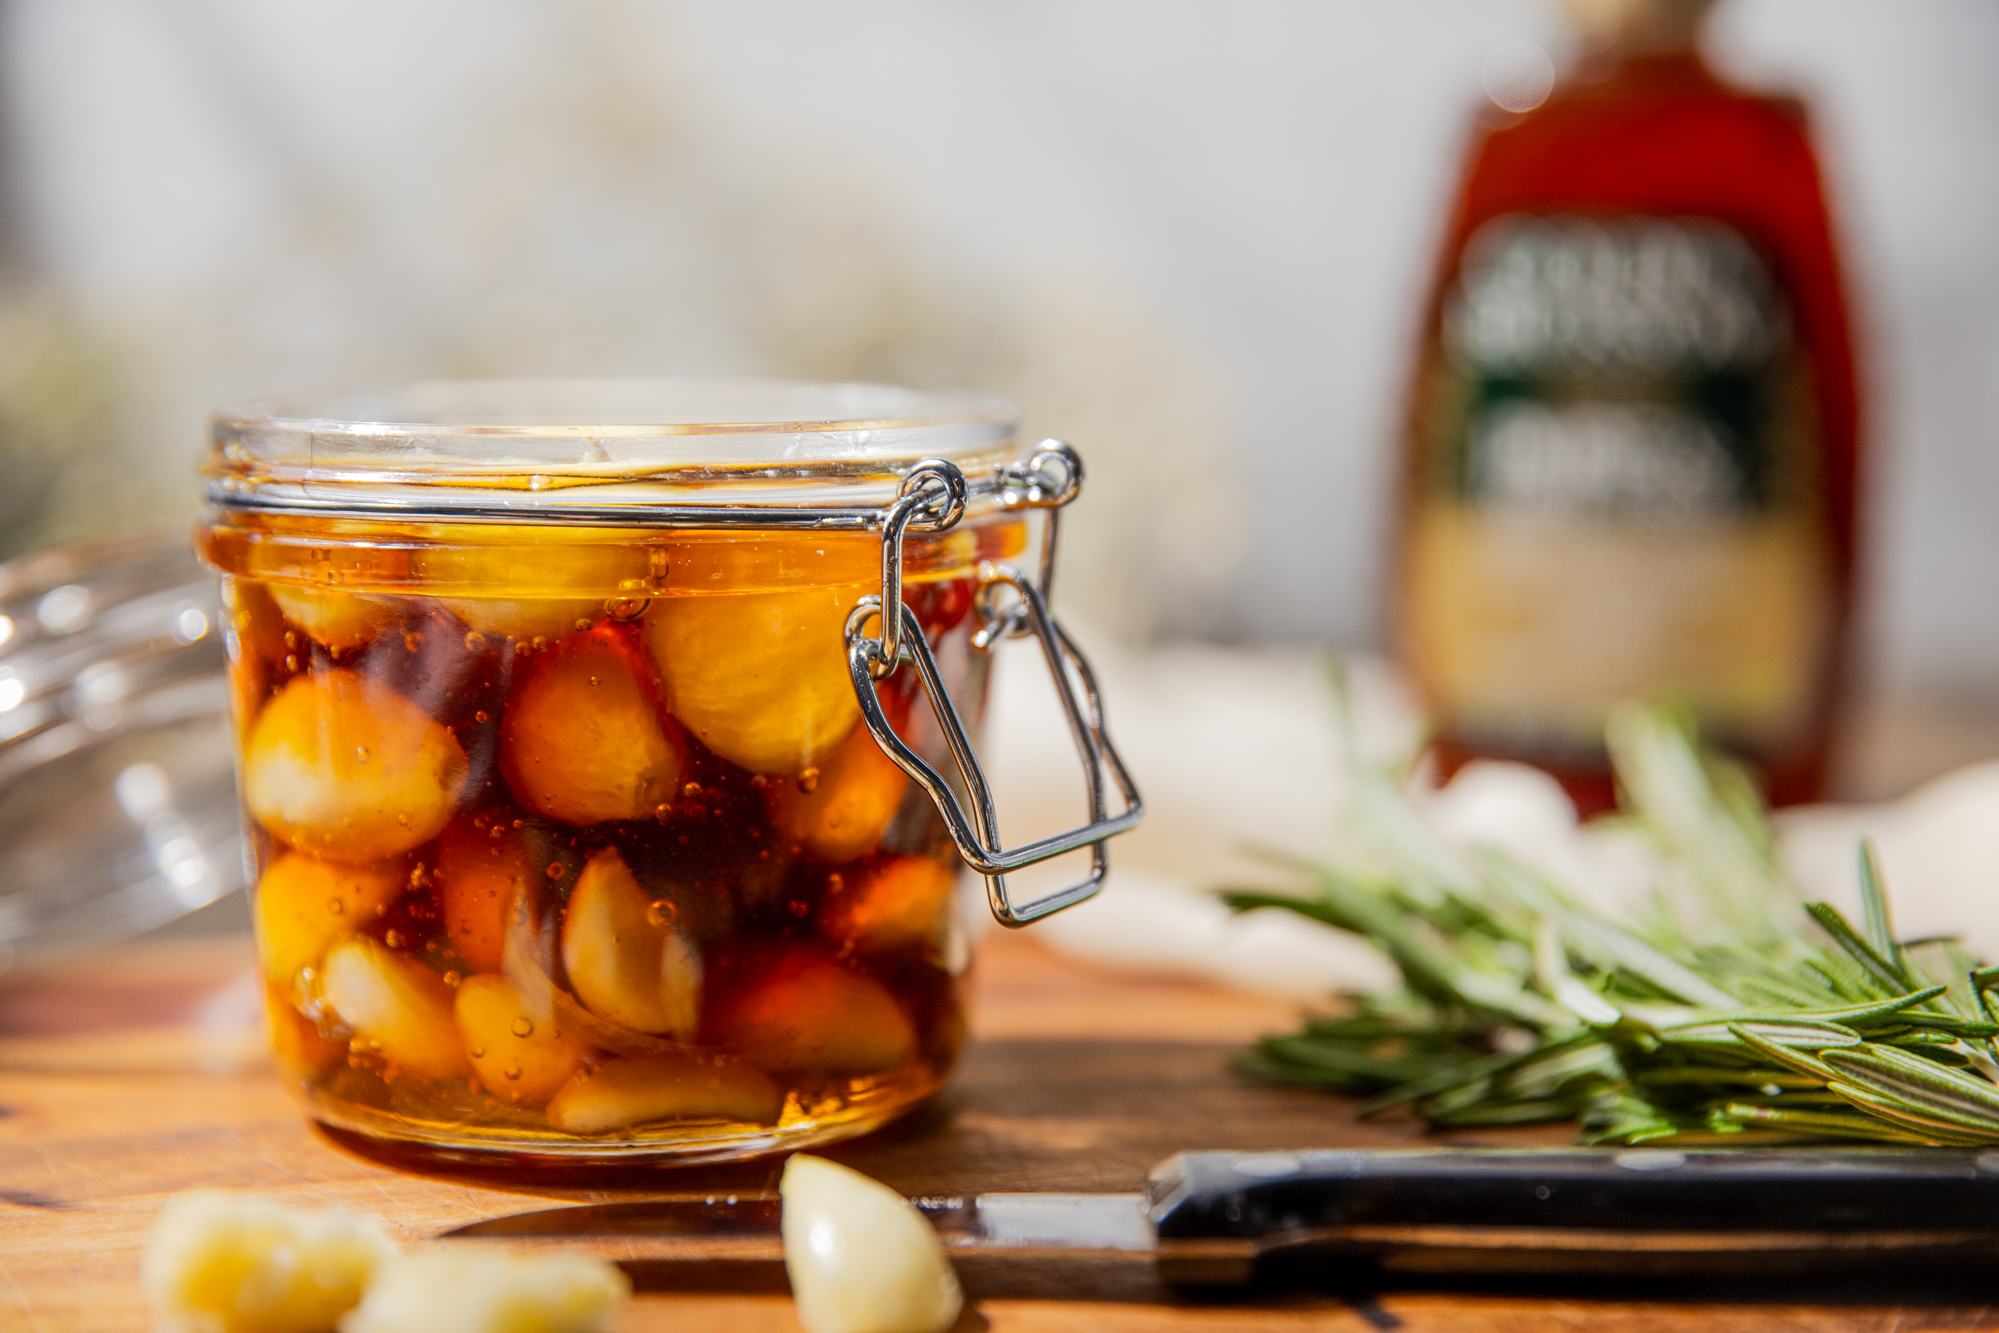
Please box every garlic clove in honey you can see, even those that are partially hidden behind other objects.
[221,576,289,737]
[339,1249,629,1333]
[453,973,592,1104]
[435,817,538,973]
[254,853,405,985]
[499,624,685,825]
[265,982,345,1082]
[644,583,866,776]
[268,585,400,653]
[819,856,957,955]
[441,598,603,645]
[706,943,916,1074]
[321,938,470,1080]
[767,721,910,864]
[779,1154,963,1333]
[143,1190,398,1333]
[545,1054,782,1134]
[243,670,469,862]
[559,847,701,1038]
[410,539,653,646]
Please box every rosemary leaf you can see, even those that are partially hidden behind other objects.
[1224,699,1999,1148]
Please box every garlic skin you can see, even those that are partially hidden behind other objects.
[143,1191,397,1333]
[337,1250,628,1333]
[780,1155,963,1333]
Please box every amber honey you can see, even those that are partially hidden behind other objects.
[199,509,1027,1162]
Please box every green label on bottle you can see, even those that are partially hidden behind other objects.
[1405,214,1832,757]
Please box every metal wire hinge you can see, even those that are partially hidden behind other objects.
[845,443,1143,927]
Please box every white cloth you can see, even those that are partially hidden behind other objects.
[983,637,1999,1002]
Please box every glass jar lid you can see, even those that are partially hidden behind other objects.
[203,378,1022,523]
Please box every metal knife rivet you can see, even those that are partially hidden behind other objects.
[1534,1185,1551,1200]
[1613,1151,1688,1172]
[1232,1154,1303,1179]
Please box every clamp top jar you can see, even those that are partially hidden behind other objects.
[198,379,1139,1164]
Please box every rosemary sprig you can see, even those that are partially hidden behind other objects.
[1224,698,1999,1147]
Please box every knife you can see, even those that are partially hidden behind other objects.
[443,1147,1999,1286]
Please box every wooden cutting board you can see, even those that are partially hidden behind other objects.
[1,931,1990,1332]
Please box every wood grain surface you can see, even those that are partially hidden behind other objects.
[2,931,1995,1332]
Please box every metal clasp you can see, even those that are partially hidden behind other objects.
[845,441,1143,927]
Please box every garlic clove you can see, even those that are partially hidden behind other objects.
[766,722,910,864]
[337,1248,628,1333]
[439,598,602,645]
[411,540,652,646]
[499,624,685,825]
[266,981,344,1082]
[779,1154,963,1333]
[818,855,957,955]
[545,1054,782,1134]
[254,853,404,985]
[321,938,469,1080]
[243,670,468,862]
[453,973,593,1104]
[268,585,400,653]
[705,943,915,1074]
[143,1190,398,1333]
[559,847,701,1038]
[644,582,867,777]
[435,818,537,973]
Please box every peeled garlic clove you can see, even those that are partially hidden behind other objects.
[321,938,469,1080]
[644,583,866,776]
[244,670,469,861]
[818,856,957,955]
[221,576,288,737]
[339,1249,628,1333]
[453,973,592,1104]
[767,722,909,864]
[559,847,701,1038]
[435,818,536,973]
[142,1190,397,1333]
[268,585,399,653]
[411,540,652,646]
[266,982,344,1081]
[545,1054,782,1134]
[780,1155,963,1333]
[254,853,404,985]
[440,598,602,645]
[499,624,685,825]
[706,944,915,1074]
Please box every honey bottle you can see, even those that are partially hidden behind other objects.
[1393,0,1860,813]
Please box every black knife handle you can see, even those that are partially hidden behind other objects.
[1145,1148,1999,1285]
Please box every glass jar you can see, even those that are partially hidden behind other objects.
[196,379,1139,1164]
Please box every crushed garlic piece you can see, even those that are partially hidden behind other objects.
[338,1250,628,1333]
[143,1191,397,1333]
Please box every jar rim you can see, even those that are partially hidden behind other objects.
[203,378,1023,521]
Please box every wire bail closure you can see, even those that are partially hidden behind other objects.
[845,441,1143,927]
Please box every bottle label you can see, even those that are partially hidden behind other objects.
[1403,214,1833,757]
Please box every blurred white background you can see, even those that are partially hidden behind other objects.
[2,0,1996,730]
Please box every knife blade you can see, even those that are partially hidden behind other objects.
[443,1147,1999,1285]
